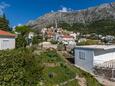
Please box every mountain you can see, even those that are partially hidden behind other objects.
[27,2,115,30]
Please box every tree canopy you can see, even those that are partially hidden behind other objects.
[15,25,32,36]
[0,14,10,31]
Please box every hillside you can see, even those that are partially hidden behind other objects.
[58,19,115,35]
[0,47,102,86]
[27,2,115,32]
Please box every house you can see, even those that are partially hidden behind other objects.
[70,32,77,40]
[58,35,75,44]
[28,32,35,46]
[74,45,115,73]
[53,33,62,41]
[0,30,16,50]
[28,32,34,39]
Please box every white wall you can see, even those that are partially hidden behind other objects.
[28,32,34,39]
[94,49,115,65]
[75,48,115,72]
[0,38,15,50]
[75,49,94,72]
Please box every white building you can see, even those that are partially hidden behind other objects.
[0,30,16,50]
[28,32,35,46]
[70,32,77,40]
[28,32,34,39]
[74,45,115,72]
[58,35,76,45]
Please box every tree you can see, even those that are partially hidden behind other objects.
[16,35,27,48]
[0,13,10,31]
[15,25,32,36]
[58,21,71,31]
[32,35,43,45]
[15,25,33,48]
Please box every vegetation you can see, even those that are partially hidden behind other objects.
[0,47,102,86]
[58,20,115,35]
[60,52,103,86]
[38,50,102,86]
[16,35,27,48]
[15,25,32,36]
[15,25,43,48]
[0,48,43,86]
[39,50,76,85]
[15,25,31,48]
[0,14,10,31]
[32,35,43,45]
[63,80,79,86]
[50,40,58,44]
[78,39,100,45]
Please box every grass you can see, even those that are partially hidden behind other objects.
[58,51,103,86]
[43,67,75,85]
[63,80,79,86]
[39,50,78,85]
[37,49,102,86]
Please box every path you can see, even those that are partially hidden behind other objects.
[95,76,115,86]
[58,74,86,86]
[59,78,76,86]
[57,51,87,86]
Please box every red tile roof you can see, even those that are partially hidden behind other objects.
[0,30,16,37]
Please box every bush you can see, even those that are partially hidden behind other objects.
[32,35,43,45]
[78,39,99,45]
[16,35,27,48]
[50,40,58,44]
[0,48,44,86]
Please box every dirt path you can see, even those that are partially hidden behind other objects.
[59,75,86,86]
[95,76,115,86]
[76,75,86,86]
[59,78,76,86]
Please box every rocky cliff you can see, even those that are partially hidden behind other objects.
[27,2,115,30]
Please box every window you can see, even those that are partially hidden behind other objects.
[2,40,9,49]
[79,51,85,60]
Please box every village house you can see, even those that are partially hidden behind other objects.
[58,35,76,45]
[0,30,16,50]
[70,32,77,40]
[74,45,115,74]
[58,35,76,50]
[53,33,62,41]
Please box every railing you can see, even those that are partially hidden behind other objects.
[94,60,115,69]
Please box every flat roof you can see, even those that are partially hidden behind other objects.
[75,45,115,50]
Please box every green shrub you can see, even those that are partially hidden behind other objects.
[0,48,44,86]
[78,39,99,45]
[50,40,58,44]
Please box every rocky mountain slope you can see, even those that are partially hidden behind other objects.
[27,2,115,30]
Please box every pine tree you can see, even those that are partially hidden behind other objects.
[0,13,10,31]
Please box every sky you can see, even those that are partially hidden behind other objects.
[0,0,115,27]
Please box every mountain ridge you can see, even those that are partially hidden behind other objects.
[27,2,115,30]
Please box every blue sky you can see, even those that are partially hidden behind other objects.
[0,0,115,27]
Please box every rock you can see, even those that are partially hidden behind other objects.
[27,2,115,30]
